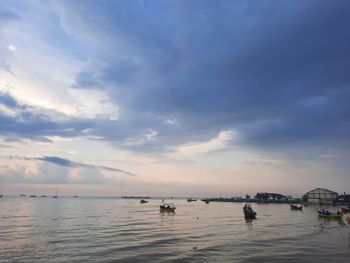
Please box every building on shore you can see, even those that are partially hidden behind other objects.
[304,188,338,205]
[255,192,288,203]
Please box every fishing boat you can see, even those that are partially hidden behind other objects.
[160,203,176,212]
[243,203,257,219]
[40,195,47,198]
[30,195,37,198]
[52,188,58,198]
[187,198,197,202]
[20,194,26,197]
[342,212,350,225]
[205,200,210,204]
[140,199,148,204]
[0,194,3,198]
[317,209,341,219]
[290,204,303,210]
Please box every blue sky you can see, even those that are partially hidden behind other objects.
[0,0,349,196]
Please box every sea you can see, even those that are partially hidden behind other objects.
[0,196,349,263]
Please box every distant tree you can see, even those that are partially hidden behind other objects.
[255,192,269,201]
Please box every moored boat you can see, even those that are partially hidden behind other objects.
[160,203,176,212]
[140,199,148,204]
[317,209,341,219]
[0,194,3,198]
[342,212,350,225]
[243,203,257,219]
[290,204,303,210]
[187,198,197,202]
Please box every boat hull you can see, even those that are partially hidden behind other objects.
[342,213,350,225]
[318,212,341,219]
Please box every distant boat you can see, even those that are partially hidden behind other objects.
[140,199,148,204]
[317,209,341,219]
[52,188,58,198]
[243,203,257,219]
[30,195,37,198]
[187,198,197,202]
[40,195,47,198]
[0,194,3,198]
[20,194,26,197]
[73,196,78,198]
[160,203,176,212]
[290,204,302,211]
[205,200,210,204]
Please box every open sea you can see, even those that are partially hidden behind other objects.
[0,196,349,263]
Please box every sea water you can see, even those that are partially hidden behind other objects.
[0,197,349,262]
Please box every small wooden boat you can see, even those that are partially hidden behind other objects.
[243,203,257,219]
[290,204,302,210]
[0,194,3,198]
[140,199,148,204]
[342,212,350,225]
[40,195,47,198]
[187,198,197,202]
[318,210,341,219]
[160,203,176,212]
[205,200,210,204]
[30,195,37,198]
[20,194,26,197]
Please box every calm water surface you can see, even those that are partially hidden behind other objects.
[0,197,349,262]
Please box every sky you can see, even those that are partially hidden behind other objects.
[0,0,350,197]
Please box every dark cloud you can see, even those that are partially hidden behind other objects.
[0,92,94,141]
[0,155,135,184]
[2,1,350,154]
[55,0,350,152]
[36,156,135,176]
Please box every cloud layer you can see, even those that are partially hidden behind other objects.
[0,1,350,193]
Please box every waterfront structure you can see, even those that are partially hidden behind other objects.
[305,188,338,205]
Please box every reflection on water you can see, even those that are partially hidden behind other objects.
[0,197,349,262]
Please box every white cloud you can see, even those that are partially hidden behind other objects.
[7,45,16,52]
[169,130,235,158]
[165,118,178,125]
[124,129,158,146]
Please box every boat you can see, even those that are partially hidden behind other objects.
[205,200,210,204]
[0,194,3,198]
[30,195,37,198]
[243,203,257,219]
[290,204,303,210]
[40,195,47,198]
[342,212,350,225]
[140,199,148,204]
[52,188,58,198]
[20,194,26,197]
[341,207,350,213]
[187,198,197,202]
[160,203,176,212]
[73,196,78,198]
[317,209,341,219]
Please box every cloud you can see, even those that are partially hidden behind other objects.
[36,156,135,176]
[0,155,135,185]
[0,1,349,159]
[45,0,350,154]
[169,130,235,158]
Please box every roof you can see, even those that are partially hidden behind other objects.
[306,188,338,195]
